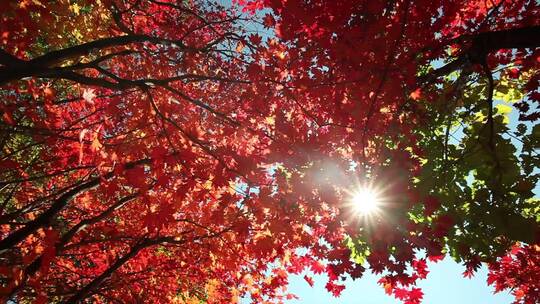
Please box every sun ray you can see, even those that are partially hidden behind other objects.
[351,187,381,216]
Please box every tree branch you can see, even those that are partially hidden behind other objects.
[63,238,152,304]
[420,25,540,84]
[62,227,230,304]
[7,194,139,299]
[0,177,101,253]
[0,159,150,253]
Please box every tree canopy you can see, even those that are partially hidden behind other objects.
[0,0,539,303]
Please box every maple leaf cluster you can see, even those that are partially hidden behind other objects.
[488,244,540,304]
[0,0,539,303]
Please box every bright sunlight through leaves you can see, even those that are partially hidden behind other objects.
[351,187,382,216]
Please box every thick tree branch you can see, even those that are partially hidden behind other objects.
[0,49,24,66]
[420,25,540,84]
[0,178,101,253]
[0,159,150,253]
[63,238,152,304]
[28,35,190,67]
[7,193,139,299]
[0,32,236,85]
[483,63,495,149]
[63,227,230,304]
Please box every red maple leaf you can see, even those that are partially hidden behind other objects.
[325,281,346,297]
[303,275,314,287]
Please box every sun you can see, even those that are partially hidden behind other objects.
[351,187,382,216]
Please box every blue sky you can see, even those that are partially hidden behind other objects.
[283,258,513,304]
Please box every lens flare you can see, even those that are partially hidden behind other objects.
[351,187,381,216]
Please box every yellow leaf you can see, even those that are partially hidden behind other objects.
[474,111,486,122]
[236,41,244,53]
[230,288,240,304]
[495,104,512,124]
[72,29,84,41]
[90,137,102,151]
[265,115,275,125]
[202,179,213,190]
[276,51,286,60]
[228,181,237,194]
[205,279,219,299]
[70,3,81,15]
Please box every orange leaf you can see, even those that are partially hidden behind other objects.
[410,88,422,100]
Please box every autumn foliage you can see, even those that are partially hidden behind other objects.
[0,0,539,303]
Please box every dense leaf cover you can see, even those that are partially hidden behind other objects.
[0,0,538,303]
